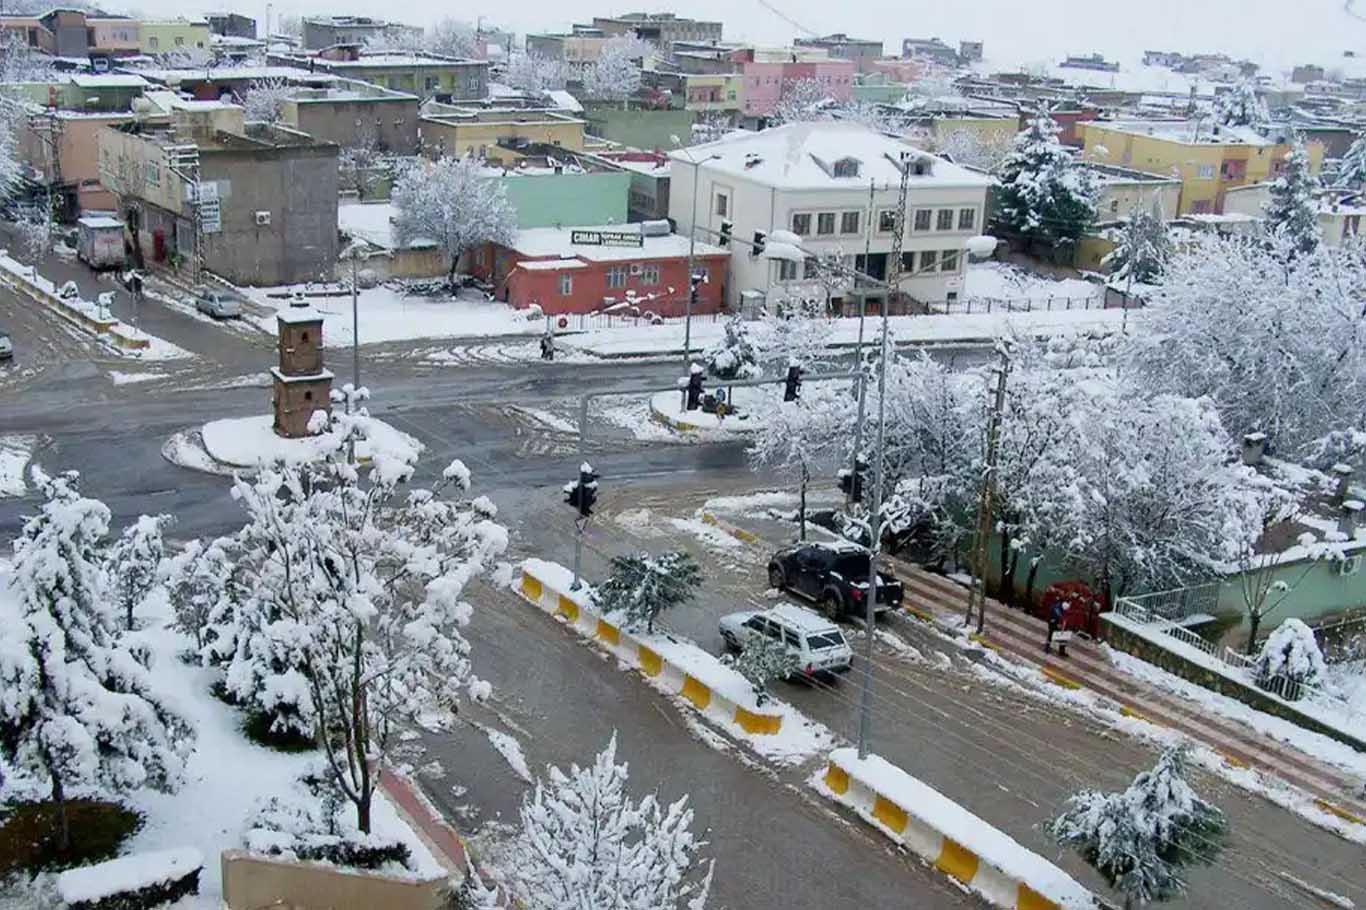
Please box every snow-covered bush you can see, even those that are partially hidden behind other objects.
[1252,617,1327,695]
[242,770,411,870]
[1213,80,1267,128]
[0,473,194,852]
[511,736,712,910]
[1051,747,1226,910]
[162,538,239,660]
[722,634,798,706]
[239,77,292,124]
[108,513,170,631]
[595,551,702,634]
[704,314,761,381]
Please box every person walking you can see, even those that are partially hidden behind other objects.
[1045,600,1064,654]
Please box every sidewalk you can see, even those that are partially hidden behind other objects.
[888,559,1366,824]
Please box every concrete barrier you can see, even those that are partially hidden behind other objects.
[817,748,1095,910]
[697,511,762,544]
[0,256,149,351]
[519,560,784,737]
[221,850,449,910]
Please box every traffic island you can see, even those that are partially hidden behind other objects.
[647,387,772,433]
[200,415,421,469]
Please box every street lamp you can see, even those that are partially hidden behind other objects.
[671,142,721,368]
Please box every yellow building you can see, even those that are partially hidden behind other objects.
[138,18,211,55]
[419,109,587,160]
[268,52,489,101]
[1078,120,1325,215]
[684,74,742,112]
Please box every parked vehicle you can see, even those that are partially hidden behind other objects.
[767,540,904,621]
[719,603,853,677]
[193,285,242,319]
[0,330,12,361]
[75,216,127,270]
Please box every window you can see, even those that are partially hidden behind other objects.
[606,266,628,289]
[777,260,798,281]
[641,263,660,285]
[803,257,819,279]
[426,76,438,90]
[1110,198,1121,213]
[817,212,836,235]
[1197,164,1216,179]
[148,35,159,49]
[145,162,160,186]
[958,208,976,230]
[832,156,860,177]
[174,35,184,46]
[840,211,860,234]
[919,249,938,271]
[941,250,959,272]
[1191,199,1213,214]
[878,209,897,232]
[936,209,954,231]
[714,192,728,216]
[913,209,932,232]
[304,390,313,401]
[559,274,573,295]
[791,212,812,236]
[901,251,915,271]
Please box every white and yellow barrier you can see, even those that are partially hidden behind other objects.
[818,748,1095,910]
[519,560,783,736]
[0,257,150,351]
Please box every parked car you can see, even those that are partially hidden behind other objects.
[0,330,12,361]
[767,540,904,621]
[193,285,242,319]
[718,603,853,677]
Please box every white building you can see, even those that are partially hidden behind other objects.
[668,121,992,312]
[1223,183,1366,247]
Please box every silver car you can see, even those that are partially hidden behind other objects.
[193,285,242,319]
[0,331,12,361]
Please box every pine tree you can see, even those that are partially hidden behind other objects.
[595,551,702,634]
[0,474,193,852]
[1334,133,1366,189]
[994,108,1097,247]
[1051,747,1227,910]
[108,513,170,631]
[722,631,798,706]
[1104,199,1173,284]
[1264,141,1320,255]
[704,314,761,381]
[1213,80,1267,127]
[1252,617,1327,693]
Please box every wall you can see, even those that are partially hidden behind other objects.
[89,18,140,53]
[582,105,694,153]
[329,63,488,100]
[139,20,211,54]
[499,171,631,229]
[1094,178,1183,220]
[285,96,421,153]
[221,851,448,910]
[421,116,587,158]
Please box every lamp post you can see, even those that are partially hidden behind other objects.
[671,143,720,368]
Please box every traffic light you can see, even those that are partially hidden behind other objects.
[718,220,733,248]
[783,362,803,402]
[563,463,600,517]
[838,457,869,504]
[751,230,766,258]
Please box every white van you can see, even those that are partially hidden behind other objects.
[718,603,854,677]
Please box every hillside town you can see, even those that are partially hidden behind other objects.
[1,3,1366,910]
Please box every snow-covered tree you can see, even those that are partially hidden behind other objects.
[1122,232,1366,467]
[239,77,291,124]
[338,122,387,199]
[1051,747,1227,910]
[163,537,237,654]
[200,398,508,831]
[451,867,502,909]
[770,78,833,125]
[1252,617,1328,693]
[930,126,1016,175]
[504,51,568,93]
[1103,198,1172,284]
[392,155,517,287]
[748,382,850,539]
[1334,133,1366,189]
[1264,140,1320,254]
[0,104,23,204]
[722,632,797,706]
[423,18,479,58]
[595,551,701,634]
[994,108,1098,246]
[0,473,193,851]
[0,31,56,82]
[108,513,170,631]
[584,36,648,107]
[687,111,735,146]
[757,294,833,370]
[1213,80,1267,128]
[15,199,51,274]
[704,314,761,382]
[512,736,712,910]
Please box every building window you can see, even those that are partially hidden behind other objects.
[174,35,184,46]
[606,266,629,289]
[878,209,897,232]
[148,35,159,49]
[958,208,975,230]
[919,249,938,272]
[941,250,959,272]
[145,162,160,186]
[803,257,819,279]
[715,193,728,216]
[913,209,932,232]
[426,77,438,90]
[1191,199,1212,214]
[791,212,812,235]
[1197,164,1216,179]
[817,212,836,235]
[642,263,660,285]
[1110,199,1120,213]
[777,260,798,281]
[840,211,860,234]
[559,274,573,295]
[936,209,954,231]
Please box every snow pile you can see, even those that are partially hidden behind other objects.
[0,434,35,497]
[56,847,203,905]
[962,262,1102,309]
[201,414,423,469]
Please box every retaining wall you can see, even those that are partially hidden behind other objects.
[220,850,448,910]
[0,256,149,350]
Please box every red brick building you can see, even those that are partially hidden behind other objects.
[471,225,730,316]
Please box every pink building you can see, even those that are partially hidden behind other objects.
[729,48,856,119]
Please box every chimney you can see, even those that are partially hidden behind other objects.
[1332,462,1354,505]
[1240,432,1267,466]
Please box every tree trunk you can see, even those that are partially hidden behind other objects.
[52,773,70,854]
[126,599,135,632]
[447,254,459,290]
[1023,560,1041,616]
[799,465,808,542]
[1246,609,1262,656]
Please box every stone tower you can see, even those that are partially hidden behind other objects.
[271,306,334,438]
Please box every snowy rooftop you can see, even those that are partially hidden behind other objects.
[671,122,992,191]
[133,65,325,83]
[509,225,728,263]
[70,74,148,88]
[77,216,123,229]
[1088,119,1275,146]
[320,53,484,68]
[338,202,435,250]
[544,89,584,113]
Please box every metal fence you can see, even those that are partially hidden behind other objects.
[924,295,1115,316]
[1115,584,1221,623]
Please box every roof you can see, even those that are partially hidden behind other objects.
[70,74,147,88]
[669,121,992,191]
[1086,119,1275,146]
[319,53,483,68]
[275,306,324,324]
[134,65,325,83]
[766,603,842,634]
[507,225,727,263]
[77,216,123,228]
[544,89,583,113]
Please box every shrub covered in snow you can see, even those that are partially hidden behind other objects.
[108,513,170,631]
[1253,617,1328,696]
[704,314,761,382]
[594,551,702,634]
[722,633,798,706]
[1264,141,1320,255]
[242,770,412,871]
[56,847,203,910]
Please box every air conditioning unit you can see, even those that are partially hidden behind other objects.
[1340,555,1362,577]
[255,211,271,226]
[629,263,643,276]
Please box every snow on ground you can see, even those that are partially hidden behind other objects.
[108,370,164,385]
[703,491,803,515]
[473,724,534,784]
[958,262,1104,311]
[200,415,422,469]
[242,284,542,347]
[507,406,577,434]
[668,517,745,551]
[0,435,35,497]
[1327,659,1366,720]
[161,431,236,476]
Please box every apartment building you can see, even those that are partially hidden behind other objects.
[669,122,991,311]
[270,49,488,101]
[278,80,420,153]
[590,13,722,52]
[300,15,420,51]
[419,108,587,159]
[793,34,884,73]
[525,29,611,69]
[138,18,212,55]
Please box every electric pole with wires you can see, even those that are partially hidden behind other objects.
[965,350,1011,635]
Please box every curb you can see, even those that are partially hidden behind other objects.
[816,750,1093,910]
[378,766,469,876]
[697,511,761,544]
[0,266,149,350]
[647,397,755,435]
[518,564,784,736]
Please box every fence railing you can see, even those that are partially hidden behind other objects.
[924,295,1117,316]
[1117,584,1221,622]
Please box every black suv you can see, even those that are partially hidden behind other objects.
[767,541,904,621]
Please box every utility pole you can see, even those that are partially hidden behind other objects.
[350,250,360,392]
[965,352,1010,634]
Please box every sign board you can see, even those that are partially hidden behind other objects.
[185,182,218,204]
[198,199,221,234]
[571,229,643,248]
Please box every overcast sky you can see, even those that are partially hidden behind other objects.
[136,0,1366,73]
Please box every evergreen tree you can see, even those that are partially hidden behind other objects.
[1213,80,1267,128]
[994,108,1097,247]
[1264,141,1320,254]
[704,314,761,381]
[722,631,798,706]
[0,474,193,852]
[1051,747,1227,910]
[108,513,170,630]
[1104,199,1173,284]
[1252,617,1327,693]
[1334,133,1366,189]
[595,551,702,634]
